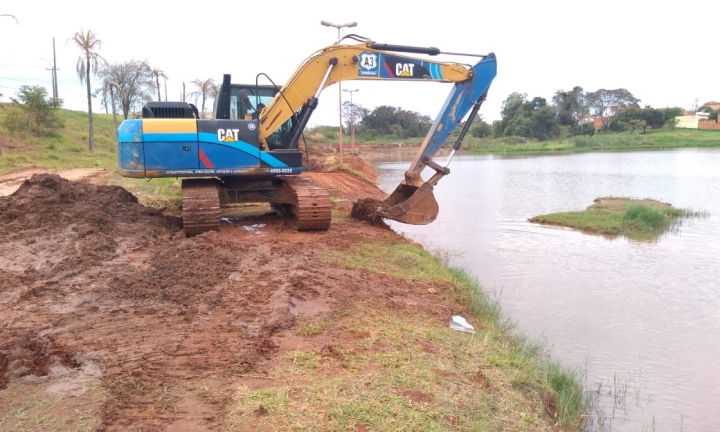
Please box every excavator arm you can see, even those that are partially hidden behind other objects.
[260,36,497,225]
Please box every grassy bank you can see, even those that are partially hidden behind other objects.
[0,105,119,173]
[225,240,588,430]
[529,197,707,239]
[463,129,720,154]
[307,125,720,155]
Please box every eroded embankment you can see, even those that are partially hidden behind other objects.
[0,170,580,431]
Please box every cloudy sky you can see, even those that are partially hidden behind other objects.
[1,1,717,127]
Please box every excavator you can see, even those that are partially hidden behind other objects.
[117,35,497,236]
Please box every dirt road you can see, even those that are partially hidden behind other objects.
[0,159,442,431]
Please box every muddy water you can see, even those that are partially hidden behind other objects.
[370,148,720,432]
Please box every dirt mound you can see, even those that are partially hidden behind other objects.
[351,197,389,227]
[0,173,180,235]
[0,173,182,297]
[0,332,79,390]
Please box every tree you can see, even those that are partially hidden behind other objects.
[585,88,641,131]
[190,78,216,116]
[552,86,588,127]
[659,107,684,123]
[68,29,103,153]
[98,60,155,119]
[495,92,527,136]
[342,101,367,132]
[470,121,493,138]
[0,14,18,24]
[150,68,167,101]
[642,108,665,131]
[610,107,665,133]
[2,85,64,135]
[95,62,121,133]
[360,105,432,139]
[496,93,562,140]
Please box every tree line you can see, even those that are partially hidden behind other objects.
[318,86,691,143]
[491,87,685,141]
[3,29,707,151]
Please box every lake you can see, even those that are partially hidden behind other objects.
[369,148,720,431]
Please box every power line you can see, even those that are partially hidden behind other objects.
[0,76,50,83]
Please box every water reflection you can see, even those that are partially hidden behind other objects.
[370,149,720,432]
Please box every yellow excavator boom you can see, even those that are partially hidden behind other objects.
[259,40,473,144]
[258,36,497,225]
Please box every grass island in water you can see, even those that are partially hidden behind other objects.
[529,197,707,240]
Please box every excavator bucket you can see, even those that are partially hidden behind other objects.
[377,182,439,225]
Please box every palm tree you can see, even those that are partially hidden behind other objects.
[1,14,19,24]
[68,29,102,153]
[163,75,168,101]
[190,78,215,118]
[151,68,167,101]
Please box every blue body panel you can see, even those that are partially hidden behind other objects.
[144,142,199,170]
[197,132,259,168]
[200,142,260,168]
[117,119,143,143]
[117,119,301,178]
[117,120,145,178]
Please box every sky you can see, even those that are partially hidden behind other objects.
[1,1,718,129]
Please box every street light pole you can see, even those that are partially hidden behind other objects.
[321,20,357,165]
[343,88,359,154]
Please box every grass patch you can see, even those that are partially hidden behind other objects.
[228,296,588,430]
[225,240,589,430]
[0,380,105,432]
[529,196,708,240]
[109,173,182,211]
[327,162,369,181]
[0,104,120,174]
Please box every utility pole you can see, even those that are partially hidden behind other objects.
[321,20,357,165]
[343,88,359,154]
[44,38,59,103]
[52,37,58,102]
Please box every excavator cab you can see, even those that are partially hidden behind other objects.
[212,77,295,150]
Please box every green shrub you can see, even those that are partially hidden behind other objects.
[1,86,65,136]
[623,205,666,229]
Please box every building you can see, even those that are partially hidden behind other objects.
[675,111,710,129]
[701,101,720,111]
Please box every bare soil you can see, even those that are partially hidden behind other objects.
[0,156,454,431]
[592,197,672,210]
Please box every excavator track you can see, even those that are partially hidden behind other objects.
[280,176,331,231]
[181,178,221,236]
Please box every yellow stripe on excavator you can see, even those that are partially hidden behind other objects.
[258,42,474,143]
[141,118,198,134]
